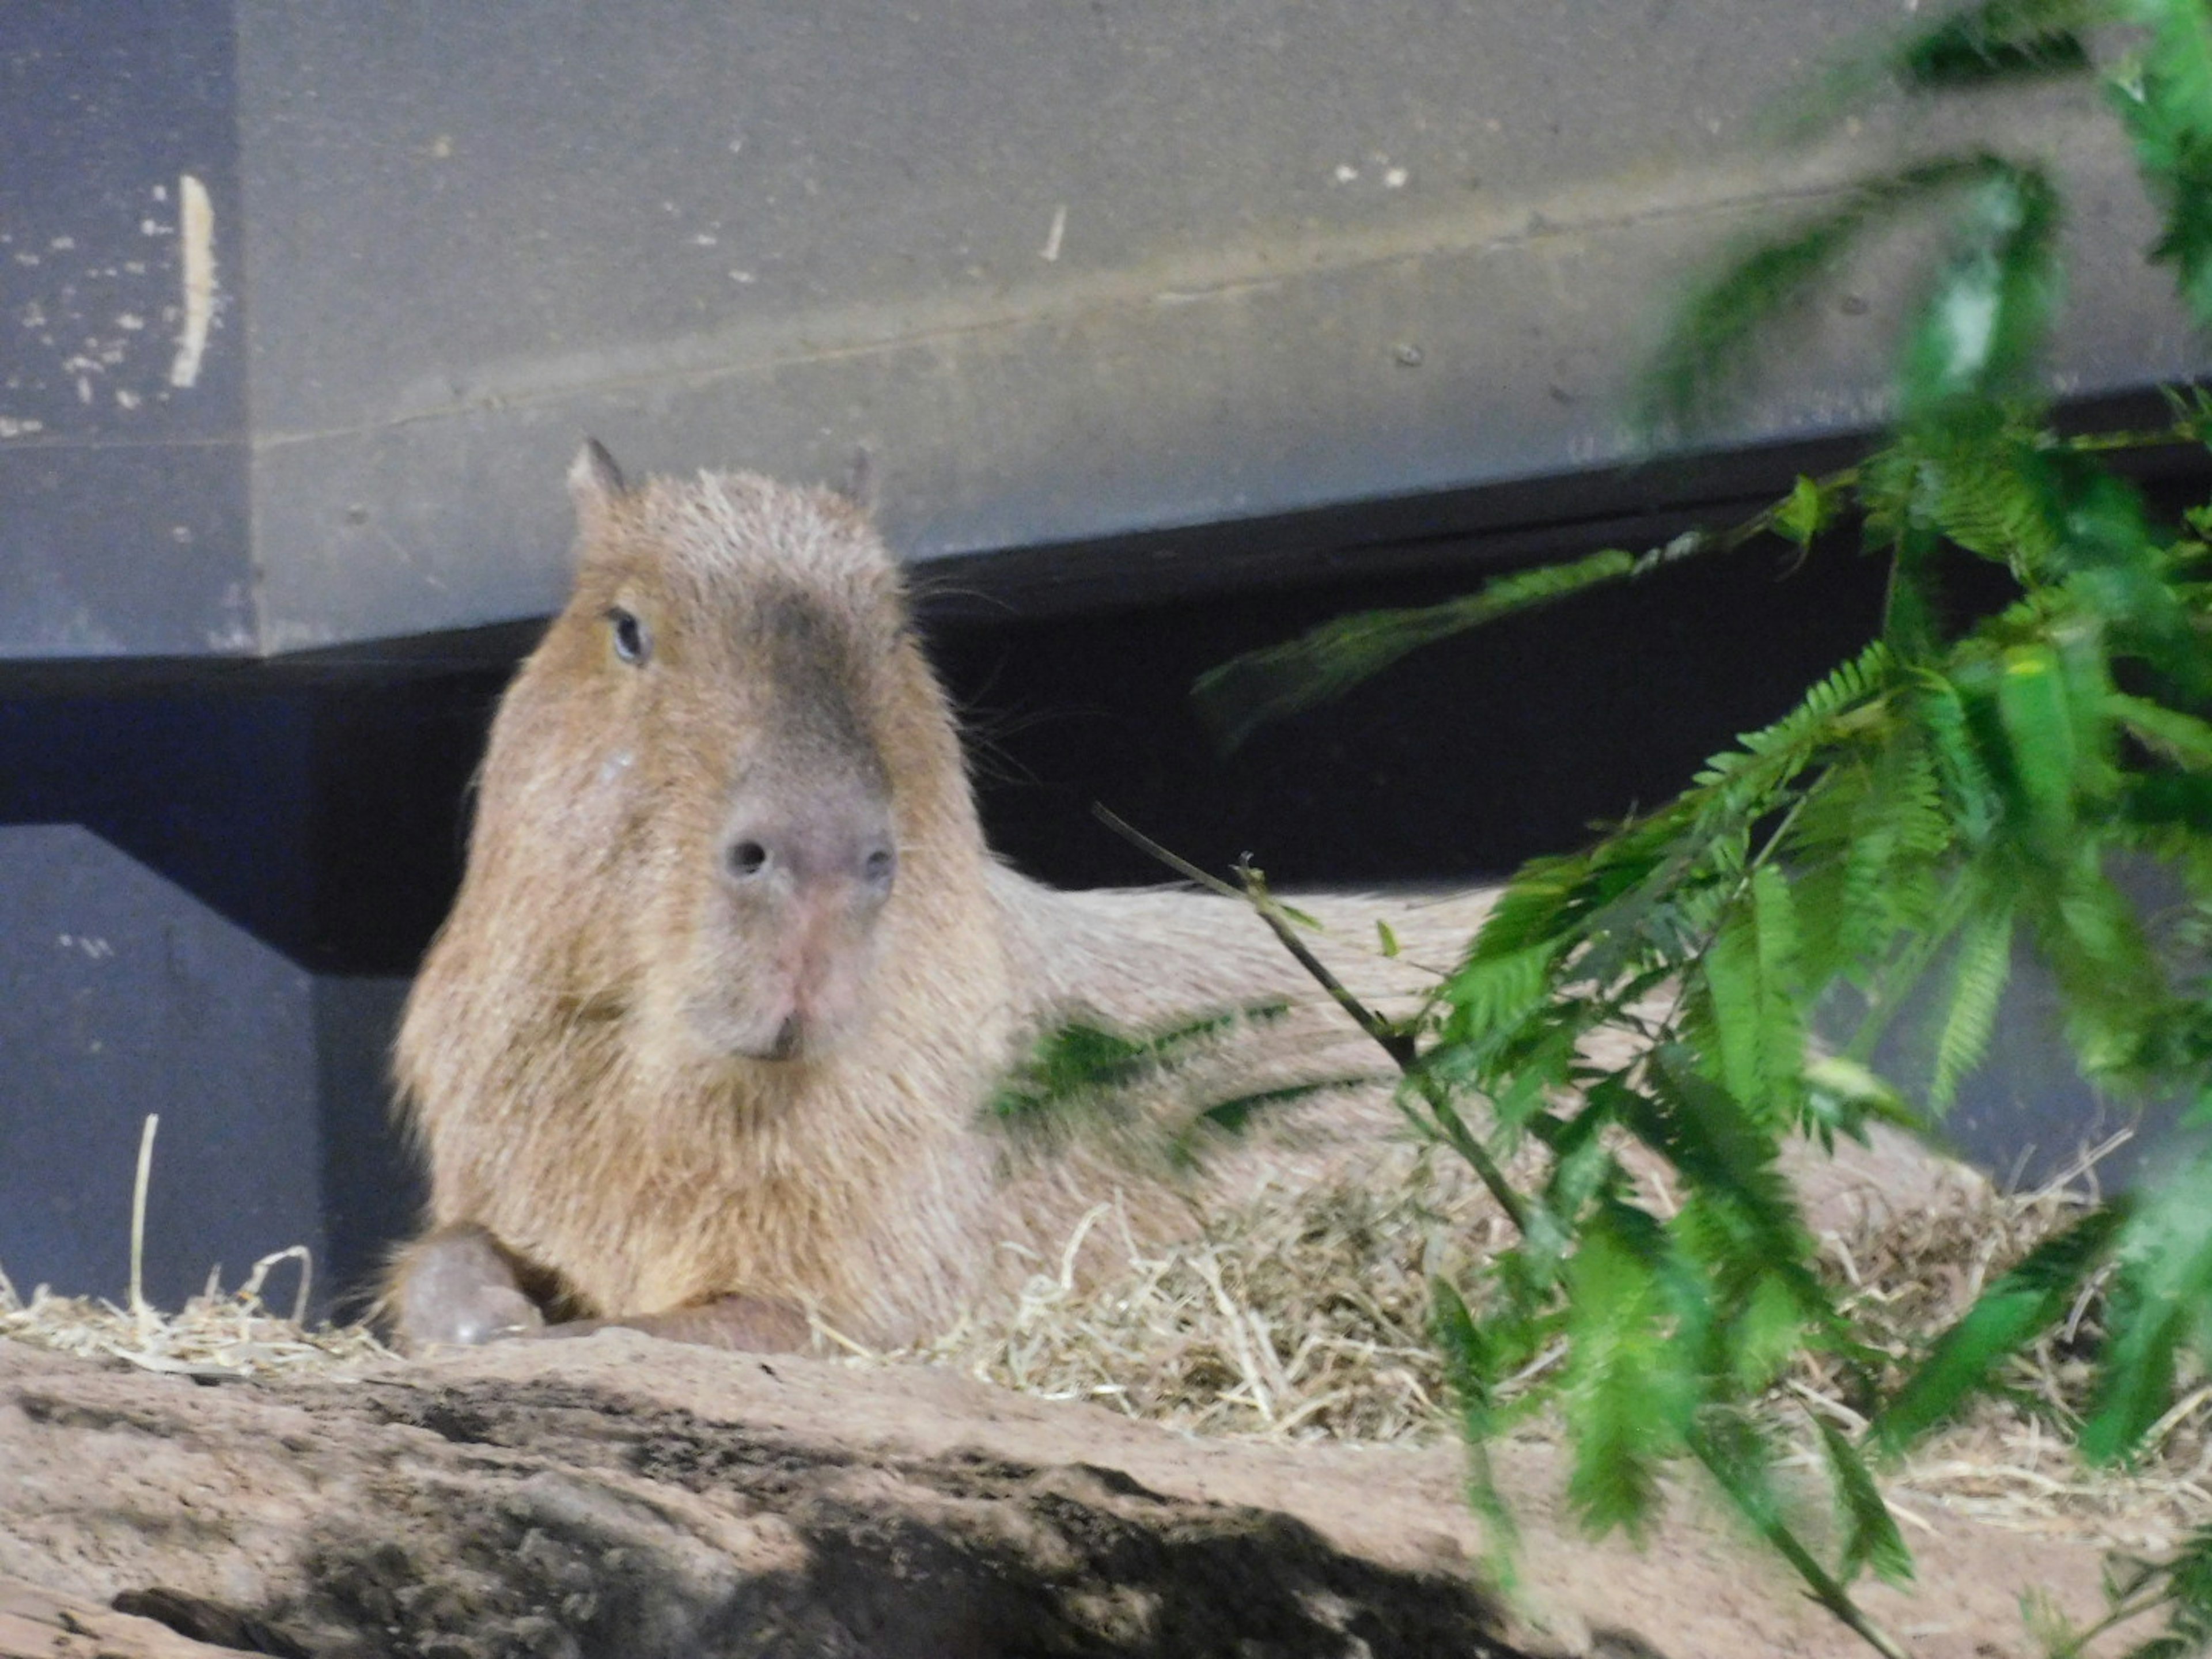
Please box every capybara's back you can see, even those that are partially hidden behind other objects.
[391,446,1485,1352]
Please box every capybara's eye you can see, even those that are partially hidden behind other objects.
[607,607,652,666]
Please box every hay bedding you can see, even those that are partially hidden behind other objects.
[5,1121,2202,1550]
[872,1130,2212,1550]
[4,1120,2207,1659]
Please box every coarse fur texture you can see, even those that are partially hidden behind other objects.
[391,449,1490,1350]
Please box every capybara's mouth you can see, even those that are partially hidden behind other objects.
[754,1012,804,1063]
[687,996,854,1065]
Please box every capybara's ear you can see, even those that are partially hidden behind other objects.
[567,439,628,528]
[834,444,876,513]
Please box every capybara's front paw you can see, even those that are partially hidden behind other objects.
[391,1223,548,1352]
[524,1294,810,1353]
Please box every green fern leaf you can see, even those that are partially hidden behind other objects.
[1929,899,2016,1113]
[2024,845,2168,1086]
[1467,854,1586,957]
[1899,161,2062,420]
[2112,691,2212,767]
[1701,864,1808,1120]
[1168,1075,1387,1168]
[1624,1056,1833,1332]
[1802,1055,1921,1142]
[1774,475,1838,547]
[1679,641,1895,849]
[1431,1276,1523,1578]
[1895,0,2093,89]
[1916,671,2005,842]
[1563,1200,1691,1537]
[1872,1202,2129,1453]
[1192,546,1641,751]
[1912,425,2067,570]
[1444,939,1560,1045]
[2051,459,2212,698]
[2111,0,2212,327]
[1776,0,2096,142]
[1991,641,2084,843]
[1730,1271,1809,1394]
[989,1001,1291,1131]
[2160,1524,2212,1647]
[2085,1145,2212,1463]
[1638,157,2010,437]
[1816,1419,1915,1586]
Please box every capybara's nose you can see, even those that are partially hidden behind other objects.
[721,801,897,903]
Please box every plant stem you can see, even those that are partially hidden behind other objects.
[1691,1430,1914,1659]
[1092,804,1541,1236]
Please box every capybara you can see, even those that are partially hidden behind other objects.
[388,444,1490,1353]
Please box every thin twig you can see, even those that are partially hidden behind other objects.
[1093,805,1537,1237]
[1233,857,1422,1073]
[1691,1429,1913,1659]
[1092,806,1418,1067]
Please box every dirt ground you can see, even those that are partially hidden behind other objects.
[0,1324,2160,1659]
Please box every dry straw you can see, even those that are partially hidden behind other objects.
[853,1126,2211,1547]
[3,1112,2205,1546]
[0,1112,389,1379]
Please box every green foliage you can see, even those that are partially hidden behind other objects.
[1900,162,2062,421]
[1192,544,1664,753]
[1870,1203,2130,1452]
[1819,1418,1915,1587]
[989,999,1377,1168]
[1634,156,2005,438]
[2082,1145,2212,1463]
[988,1006,1275,1124]
[2112,0,2212,326]
[1893,1,2093,89]
[1775,475,1839,548]
[1772,0,2100,157]
[1177,5,2212,1652]
[2025,1524,2212,1656]
[1929,900,2015,1112]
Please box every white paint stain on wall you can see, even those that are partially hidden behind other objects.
[168,173,215,388]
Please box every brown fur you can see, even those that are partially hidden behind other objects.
[390,449,1492,1351]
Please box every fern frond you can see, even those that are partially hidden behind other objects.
[1468,854,1587,958]
[1990,639,2089,845]
[2085,1143,2212,1462]
[1900,160,2062,419]
[1700,865,1808,1123]
[1638,156,2013,437]
[2111,0,2212,326]
[1913,425,2067,570]
[1817,736,1956,982]
[1687,640,1896,828]
[2031,846,2171,1081]
[2156,1524,2212,1647]
[1192,546,1645,751]
[1773,0,2099,145]
[1628,1054,1825,1310]
[1892,0,2096,89]
[1817,1419,1915,1588]
[1873,1202,2130,1453]
[1562,1199,1692,1537]
[2113,691,2212,767]
[1431,1277,1523,1578]
[1914,670,2005,842]
[1928,898,2016,1113]
[1440,938,1562,1068]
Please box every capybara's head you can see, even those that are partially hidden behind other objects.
[472,443,971,1066]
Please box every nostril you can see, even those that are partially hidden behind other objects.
[728,839,770,881]
[862,845,897,893]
